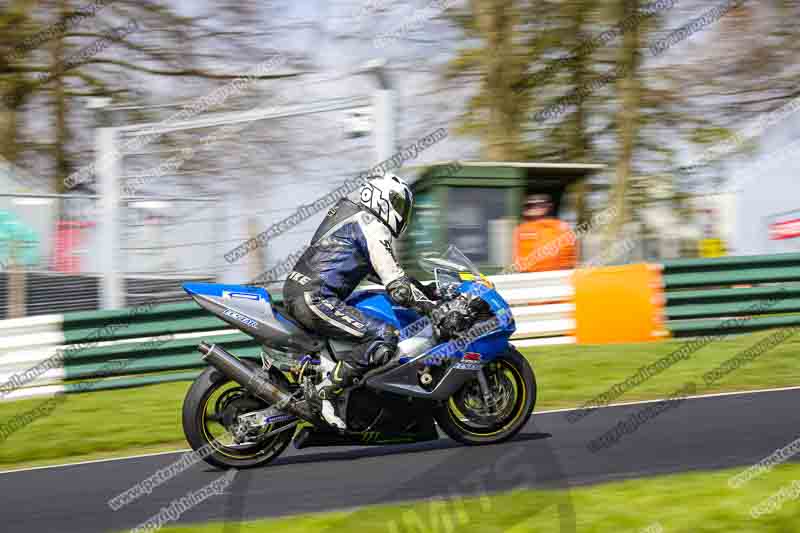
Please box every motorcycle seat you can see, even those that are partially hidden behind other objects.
[271,302,322,339]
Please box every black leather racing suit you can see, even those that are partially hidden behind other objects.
[283,198,438,369]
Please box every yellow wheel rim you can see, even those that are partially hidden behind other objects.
[199,383,273,460]
[447,360,527,437]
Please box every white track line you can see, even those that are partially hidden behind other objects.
[0,448,191,475]
[2,385,800,476]
[535,384,800,415]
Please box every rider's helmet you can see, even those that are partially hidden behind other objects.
[359,172,414,238]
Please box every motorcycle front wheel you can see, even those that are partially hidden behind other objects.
[434,347,536,445]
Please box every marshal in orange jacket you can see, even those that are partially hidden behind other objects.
[512,218,577,272]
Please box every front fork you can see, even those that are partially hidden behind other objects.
[476,367,496,407]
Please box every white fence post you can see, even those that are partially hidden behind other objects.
[97,126,123,309]
[374,89,396,164]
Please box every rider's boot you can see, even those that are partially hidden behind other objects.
[317,361,360,430]
[317,344,395,430]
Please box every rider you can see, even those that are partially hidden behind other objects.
[283,172,442,429]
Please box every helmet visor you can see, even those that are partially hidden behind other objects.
[388,189,412,236]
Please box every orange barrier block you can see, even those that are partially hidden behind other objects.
[572,264,668,344]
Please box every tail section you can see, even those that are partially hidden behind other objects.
[182,282,322,352]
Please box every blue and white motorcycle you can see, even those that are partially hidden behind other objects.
[181,247,536,469]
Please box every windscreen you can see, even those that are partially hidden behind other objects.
[418,245,481,289]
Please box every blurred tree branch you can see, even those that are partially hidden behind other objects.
[0,0,305,193]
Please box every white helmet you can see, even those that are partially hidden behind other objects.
[359,172,414,238]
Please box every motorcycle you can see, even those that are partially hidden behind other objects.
[181,246,537,469]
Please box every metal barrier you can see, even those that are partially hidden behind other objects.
[0,270,576,400]
[663,253,800,336]
[5,253,800,400]
[490,270,575,347]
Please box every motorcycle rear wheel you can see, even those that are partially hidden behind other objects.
[434,347,536,445]
[182,361,295,469]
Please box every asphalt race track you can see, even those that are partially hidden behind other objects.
[2,388,799,533]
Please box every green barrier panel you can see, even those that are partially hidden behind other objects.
[64,347,262,381]
[666,298,800,320]
[665,286,800,306]
[667,315,800,337]
[663,253,800,272]
[56,291,290,390]
[663,266,800,289]
[64,371,203,394]
[62,301,200,324]
[662,254,800,337]
[60,292,285,345]
[61,292,285,327]
[63,315,230,344]
[60,332,252,363]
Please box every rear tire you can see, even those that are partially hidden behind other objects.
[182,361,294,469]
[434,347,536,445]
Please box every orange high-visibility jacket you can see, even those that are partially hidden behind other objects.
[512,218,577,272]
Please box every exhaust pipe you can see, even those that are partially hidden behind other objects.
[198,342,314,420]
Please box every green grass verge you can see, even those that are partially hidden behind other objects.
[0,381,191,468]
[2,328,799,468]
[143,464,800,533]
[530,327,800,411]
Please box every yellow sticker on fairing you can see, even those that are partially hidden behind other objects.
[459,272,494,289]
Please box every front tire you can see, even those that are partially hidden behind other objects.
[434,347,536,445]
[182,361,295,469]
